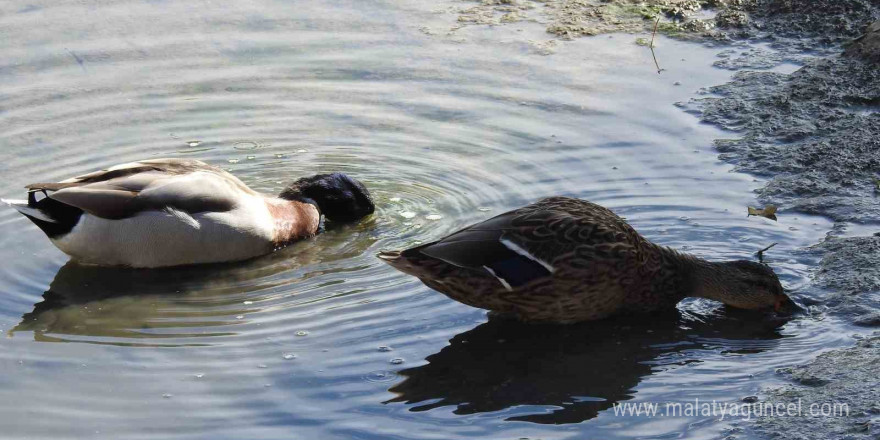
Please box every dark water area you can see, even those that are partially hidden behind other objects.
[0,1,870,439]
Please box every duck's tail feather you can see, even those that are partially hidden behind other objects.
[2,198,59,223]
[378,249,440,278]
[377,250,402,263]
[378,250,415,273]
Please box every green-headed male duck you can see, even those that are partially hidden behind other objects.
[379,196,797,323]
[3,158,374,268]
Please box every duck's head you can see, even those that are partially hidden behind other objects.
[695,260,799,314]
[279,173,375,222]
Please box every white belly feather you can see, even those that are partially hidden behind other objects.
[51,196,276,268]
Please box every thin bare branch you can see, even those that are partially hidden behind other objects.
[650,16,663,74]
[756,242,778,263]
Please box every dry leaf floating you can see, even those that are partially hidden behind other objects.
[747,205,778,221]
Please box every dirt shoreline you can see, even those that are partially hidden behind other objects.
[687,9,879,436]
[451,1,880,438]
[453,0,877,47]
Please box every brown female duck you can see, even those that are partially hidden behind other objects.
[379,196,796,323]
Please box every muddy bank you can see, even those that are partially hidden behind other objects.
[845,20,880,63]
[806,235,880,327]
[693,55,880,225]
[690,12,880,440]
[751,333,880,439]
[689,15,880,318]
[749,234,880,439]
[452,0,879,49]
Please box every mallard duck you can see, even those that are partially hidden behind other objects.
[3,158,374,268]
[379,196,796,323]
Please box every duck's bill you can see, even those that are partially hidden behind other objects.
[774,294,804,315]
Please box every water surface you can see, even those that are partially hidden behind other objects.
[0,1,863,439]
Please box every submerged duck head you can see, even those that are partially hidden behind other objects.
[279,173,375,222]
[694,260,798,314]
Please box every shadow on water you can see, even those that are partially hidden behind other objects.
[386,309,791,424]
[10,221,378,346]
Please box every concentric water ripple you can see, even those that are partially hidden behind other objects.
[0,1,863,439]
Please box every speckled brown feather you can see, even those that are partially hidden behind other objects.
[380,196,697,323]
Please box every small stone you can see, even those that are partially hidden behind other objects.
[715,9,749,29]
[845,20,880,62]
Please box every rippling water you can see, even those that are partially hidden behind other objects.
[0,1,865,439]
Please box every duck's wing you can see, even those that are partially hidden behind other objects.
[403,197,639,288]
[25,159,252,219]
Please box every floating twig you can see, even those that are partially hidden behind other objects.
[650,17,660,48]
[65,48,87,73]
[650,17,664,74]
[756,242,778,263]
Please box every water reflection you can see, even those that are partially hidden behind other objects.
[10,223,377,346]
[387,309,788,424]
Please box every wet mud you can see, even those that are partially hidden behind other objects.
[753,333,880,439]
[694,56,879,225]
[693,7,880,437]
[452,1,877,43]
